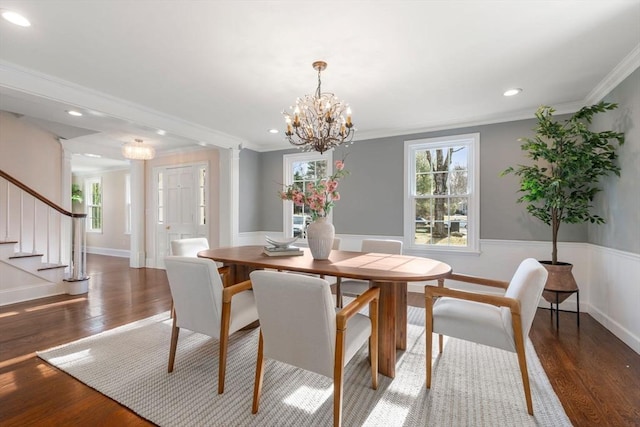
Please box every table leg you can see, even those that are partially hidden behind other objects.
[576,289,580,328]
[370,281,407,378]
[556,291,560,330]
[396,282,407,350]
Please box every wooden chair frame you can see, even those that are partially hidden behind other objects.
[168,267,249,394]
[252,287,380,427]
[425,273,535,415]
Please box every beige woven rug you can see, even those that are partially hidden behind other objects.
[38,306,571,426]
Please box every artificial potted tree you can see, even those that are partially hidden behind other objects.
[502,101,624,302]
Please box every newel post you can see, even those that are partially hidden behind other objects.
[65,215,89,294]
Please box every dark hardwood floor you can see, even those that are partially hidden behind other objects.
[1,254,638,426]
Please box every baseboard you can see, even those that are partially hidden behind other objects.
[0,280,67,306]
[589,305,640,354]
[87,247,130,258]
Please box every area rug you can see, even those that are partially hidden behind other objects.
[37,306,571,426]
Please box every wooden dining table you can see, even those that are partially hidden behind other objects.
[198,245,452,378]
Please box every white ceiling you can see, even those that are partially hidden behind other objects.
[0,1,639,171]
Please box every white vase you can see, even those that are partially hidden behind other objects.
[306,217,335,260]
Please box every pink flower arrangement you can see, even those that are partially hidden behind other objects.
[279,160,349,220]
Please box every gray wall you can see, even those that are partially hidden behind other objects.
[240,69,639,254]
[245,118,588,243]
[239,148,261,232]
[589,68,639,254]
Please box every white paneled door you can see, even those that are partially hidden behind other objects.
[154,163,208,268]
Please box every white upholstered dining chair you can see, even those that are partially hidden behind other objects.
[336,239,403,307]
[164,256,259,394]
[424,258,548,415]
[249,270,379,427]
[170,237,209,257]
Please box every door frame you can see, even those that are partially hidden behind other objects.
[151,161,209,269]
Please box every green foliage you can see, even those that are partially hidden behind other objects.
[71,184,83,203]
[502,101,624,264]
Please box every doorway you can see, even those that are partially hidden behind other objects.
[154,163,208,268]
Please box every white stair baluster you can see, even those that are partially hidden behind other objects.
[59,214,63,265]
[46,206,51,264]
[4,180,9,241]
[19,191,23,253]
[32,196,37,254]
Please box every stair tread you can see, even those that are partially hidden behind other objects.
[10,252,44,259]
[38,263,68,271]
[0,240,18,244]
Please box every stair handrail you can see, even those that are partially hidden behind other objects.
[0,169,86,219]
[1,169,88,282]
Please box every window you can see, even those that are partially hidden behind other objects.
[198,166,207,226]
[404,133,479,253]
[283,152,332,239]
[85,177,103,233]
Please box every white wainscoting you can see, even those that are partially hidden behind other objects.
[588,245,640,353]
[240,232,639,353]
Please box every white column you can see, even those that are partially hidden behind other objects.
[218,147,240,247]
[60,145,73,269]
[129,160,146,268]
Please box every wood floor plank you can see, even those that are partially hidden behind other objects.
[0,255,638,426]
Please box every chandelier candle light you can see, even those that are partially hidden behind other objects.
[283,61,355,154]
[122,138,156,160]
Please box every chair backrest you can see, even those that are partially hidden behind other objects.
[249,270,337,378]
[502,258,548,339]
[332,238,341,250]
[361,239,403,254]
[164,256,224,339]
[170,237,209,257]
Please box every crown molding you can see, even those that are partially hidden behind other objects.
[0,60,246,150]
[585,43,640,105]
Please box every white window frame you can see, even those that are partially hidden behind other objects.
[85,176,103,233]
[403,133,480,254]
[282,151,333,239]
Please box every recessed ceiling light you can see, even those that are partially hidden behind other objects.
[157,129,166,136]
[83,153,101,158]
[268,129,279,134]
[503,88,523,97]
[1,10,31,27]
[67,110,83,117]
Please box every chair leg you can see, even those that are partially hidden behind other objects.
[436,279,444,354]
[512,312,534,415]
[334,328,346,427]
[218,300,232,394]
[425,289,433,388]
[370,299,379,390]
[168,315,180,373]
[252,332,266,414]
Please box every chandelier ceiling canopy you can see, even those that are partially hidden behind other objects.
[122,138,155,160]
[283,61,355,154]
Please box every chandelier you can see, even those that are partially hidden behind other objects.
[122,138,155,160]
[283,61,355,154]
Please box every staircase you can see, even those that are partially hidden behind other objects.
[0,170,88,306]
[0,240,68,304]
